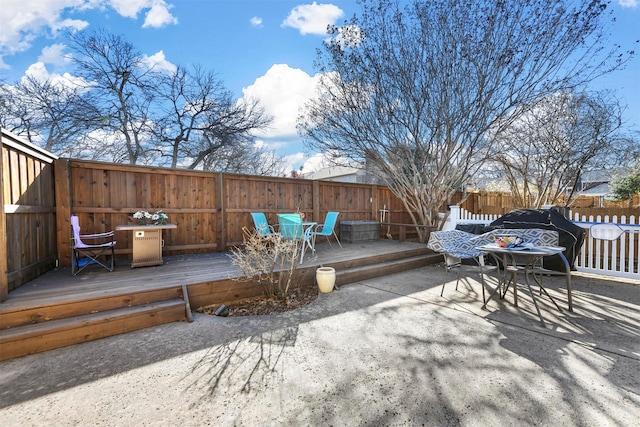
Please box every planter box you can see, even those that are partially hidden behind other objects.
[340,221,380,243]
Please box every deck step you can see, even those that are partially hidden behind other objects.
[1,287,186,330]
[0,299,188,361]
[337,254,438,285]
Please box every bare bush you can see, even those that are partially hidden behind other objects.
[229,227,300,299]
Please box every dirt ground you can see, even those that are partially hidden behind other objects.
[195,285,319,316]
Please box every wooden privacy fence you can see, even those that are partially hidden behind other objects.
[54,160,399,267]
[459,191,640,214]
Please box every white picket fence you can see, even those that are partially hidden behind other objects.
[445,206,640,280]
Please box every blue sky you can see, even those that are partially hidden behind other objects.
[0,0,638,173]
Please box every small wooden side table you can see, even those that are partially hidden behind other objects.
[115,224,177,268]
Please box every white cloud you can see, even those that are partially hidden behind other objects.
[143,2,179,28]
[141,50,177,74]
[38,44,71,66]
[281,2,344,35]
[301,151,352,174]
[23,62,88,89]
[0,0,177,69]
[241,64,341,172]
[110,0,178,27]
[241,64,322,138]
[23,62,53,82]
[618,0,638,7]
[0,0,91,68]
[302,152,331,173]
[109,0,152,19]
[250,16,263,28]
[284,152,307,173]
[52,18,90,33]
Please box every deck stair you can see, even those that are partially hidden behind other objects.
[318,245,439,284]
[0,288,189,361]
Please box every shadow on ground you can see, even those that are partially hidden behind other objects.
[1,264,639,425]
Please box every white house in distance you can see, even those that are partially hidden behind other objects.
[579,170,611,199]
[576,169,631,207]
[303,165,384,184]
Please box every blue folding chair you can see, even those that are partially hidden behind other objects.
[312,211,342,248]
[277,213,315,263]
[250,212,279,237]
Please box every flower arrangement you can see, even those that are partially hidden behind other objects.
[494,235,522,248]
[132,210,169,225]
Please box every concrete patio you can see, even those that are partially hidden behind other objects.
[1,264,638,426]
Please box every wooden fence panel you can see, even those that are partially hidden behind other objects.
[319,181,374,220]
[568,194,640,209]
[66,161,222,260]
[224,174,305,246]
[1,130,57,299]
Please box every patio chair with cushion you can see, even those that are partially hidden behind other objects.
[443,227,566,277]
[427,230,497,304]
[251,212,279,237]
[311,211,343,248]
[71,214,116,276]
[475,228,563,273]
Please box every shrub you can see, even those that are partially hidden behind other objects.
[610,169,640,201]
[229,227,301,299]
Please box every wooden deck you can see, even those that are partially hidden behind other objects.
[0,240,440,360]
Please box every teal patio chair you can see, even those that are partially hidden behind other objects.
[250,212,279,237]
[277,213,315,263]
[312,211,343,248]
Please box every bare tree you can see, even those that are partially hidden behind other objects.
[488,91,633,208]
[199,142,287,175]
[298,0,635,238]
[2,75,103,156]
[0,83,33,136]
[3,31,278,171]
[150,65,273,170]
[68,30,156,164]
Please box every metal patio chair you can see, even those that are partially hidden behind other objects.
[311,211,343,248]
[70,215,116,275]
[250,212,280,237]
[427,230,496,304]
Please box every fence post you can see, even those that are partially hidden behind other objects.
[54,159,72,267]
[443,205,461,230]
[217,172,226,251]
[371,184,379,221]
[0,135,6,302]
[312,180,320,221]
